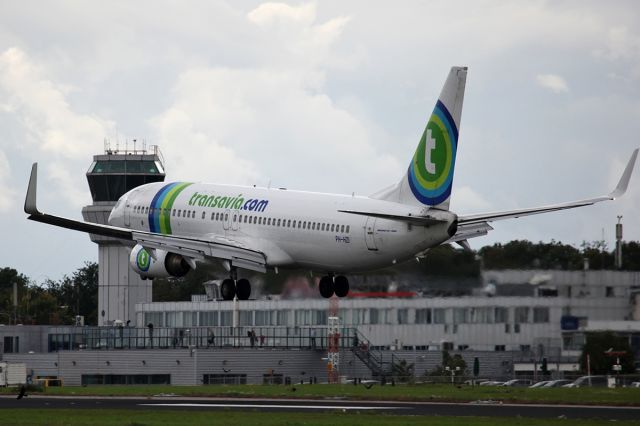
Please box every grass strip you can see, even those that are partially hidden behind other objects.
[0,409,638,426]
[1,384,638,406]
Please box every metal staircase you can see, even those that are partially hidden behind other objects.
[351,331,398,379]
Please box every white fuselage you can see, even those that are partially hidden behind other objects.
[109,181,453,273]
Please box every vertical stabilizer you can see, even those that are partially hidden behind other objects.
[372,67,467,210]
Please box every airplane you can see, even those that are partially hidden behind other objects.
[24,67,638,301]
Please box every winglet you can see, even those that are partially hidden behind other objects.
[24,163,41,215]
[609,148,639,199]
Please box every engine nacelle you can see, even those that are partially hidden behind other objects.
[129,244,191,279]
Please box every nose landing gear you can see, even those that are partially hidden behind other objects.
[318,274,350,298]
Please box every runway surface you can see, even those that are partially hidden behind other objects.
[1,395,640,420]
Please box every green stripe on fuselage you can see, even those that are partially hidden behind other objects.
[159,182,193,234]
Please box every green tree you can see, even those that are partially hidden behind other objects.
[426,351,468,383]
[392,359,415,383]
[46,263,99,325]
[0,267,30,324]
[580,332,635,374]
[621,241,640,270]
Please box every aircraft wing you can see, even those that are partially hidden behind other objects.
[458,149,638,226]
[24,163,267,273]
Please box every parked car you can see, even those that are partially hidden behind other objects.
[529,380,551,388]
[543,379,573,388]
[479,380,505,386]
[563,376,608,388]
[502,379,532,387]
[629,381,640,388]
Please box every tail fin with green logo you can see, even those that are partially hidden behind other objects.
[372,66,467,210]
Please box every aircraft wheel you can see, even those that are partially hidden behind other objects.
[221,278,236,300]
[236,278,251,300]
[334,275,349,297]
[319,275,334,298]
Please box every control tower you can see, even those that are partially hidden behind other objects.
[82,141,166,326]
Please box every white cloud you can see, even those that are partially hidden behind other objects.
[0,47,114,160]
[598,26,640,61]
[0,149,16,212]
[535,73,569,93]
[248,2,317,26]
[0,47,114,207]
[450,185,493,214]
[151,4,397,193]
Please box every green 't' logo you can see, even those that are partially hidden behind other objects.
[136,248,151,272]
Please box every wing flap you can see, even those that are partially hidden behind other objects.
[446,222,493,243]
[338,209,447,226]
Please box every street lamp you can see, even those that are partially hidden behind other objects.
[445,366,461,385]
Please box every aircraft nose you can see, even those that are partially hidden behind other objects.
[108,197,126,227]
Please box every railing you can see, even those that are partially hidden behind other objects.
[47,326,358,352]
[351,329,396,378]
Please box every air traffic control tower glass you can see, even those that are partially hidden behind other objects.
[86,144,166,202]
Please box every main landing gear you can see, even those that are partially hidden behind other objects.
[221,268,251,301]
[319,275,350,298]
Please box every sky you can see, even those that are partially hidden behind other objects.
[1,1,639,283]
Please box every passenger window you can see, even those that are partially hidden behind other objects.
[277,219,281,227]
[267,218,271,226]
[312,223,316,230]
[346,225,350,233]
[211,213,215,220]
[239,215,242,222]
[233,214,237,222]
[322,223,326,231]
[331,224,335,232]
[224,213,228,221]
[202,211,206,220]
[287,219,291,227]
[340,225,344,233]
[258,217,262,225]
[303,221,306,229]
[292,220,296,228]
[244,216,248,223]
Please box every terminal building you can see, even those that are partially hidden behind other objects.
[1,269,639,385]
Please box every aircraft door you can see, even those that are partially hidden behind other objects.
[231,210,240,231]
[364,217,378,251]
[223,209,231,230]
[124,202,131,228]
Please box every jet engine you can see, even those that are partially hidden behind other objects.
[129,244,192,279]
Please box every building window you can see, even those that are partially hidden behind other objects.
[453,308,468,324]
[239,311,253,326]
[203,374,247,385]
[515,307,530,324]
[495,307,508,323]
[276,311,288,326]
[495,345,506,351]
[415,308,432,324]
[606,286,614,297]
[369,308,379,325]
[533,307,549,323]
[397,308,408,324]
[220,311,232,326]
[199,311,218,326]
[433,308,446,324]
